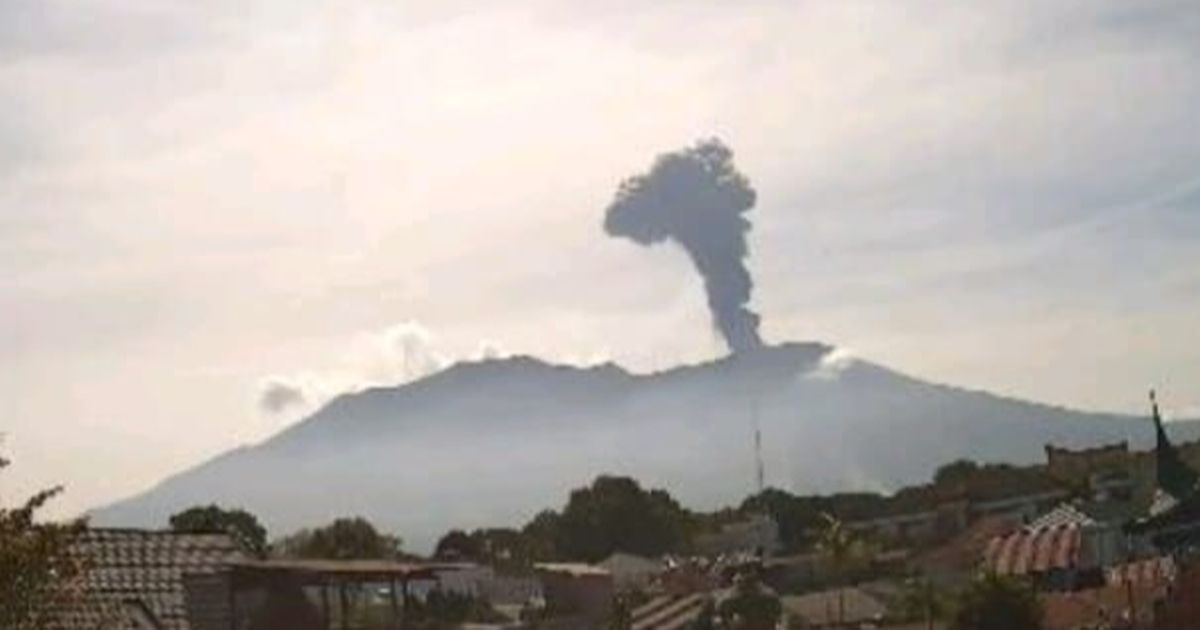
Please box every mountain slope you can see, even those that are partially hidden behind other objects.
[91,343,1192,551]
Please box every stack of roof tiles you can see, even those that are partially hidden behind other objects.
[53,528,247,629]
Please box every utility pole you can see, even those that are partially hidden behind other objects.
[753,400,764,495]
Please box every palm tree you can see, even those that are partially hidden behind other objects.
[816,513,873,625]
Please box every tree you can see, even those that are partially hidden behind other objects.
[897,577,948,630]
[555,476,691,561]
[521,510,564,561]
[950,573,1043,630]
[609,593,633,630]
[934,459,980,487]
[170,504,268,557]
[718,573,782,630]
[816,513,875,625]
[275,517,402,560]
[739,488,889,553]
[0,458,86,629]
[433,529,482,560]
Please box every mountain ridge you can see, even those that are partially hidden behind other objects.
[90,342,1196,551]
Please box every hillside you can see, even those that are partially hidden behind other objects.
[90,343,1194,551]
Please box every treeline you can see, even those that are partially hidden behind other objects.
[169,458,1036,564]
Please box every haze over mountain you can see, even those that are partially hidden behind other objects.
[91,342,1193,552]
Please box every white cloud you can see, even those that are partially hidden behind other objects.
[257,321,449,416]
[803,346,858,381]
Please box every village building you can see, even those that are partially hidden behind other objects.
[780,586,888,628]
[533,562,614,625]
[51,528,248,629]
[45,527,467,630]
[597,552,663,592]
[846,465,1068,548]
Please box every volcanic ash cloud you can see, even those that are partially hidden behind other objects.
[604,138,762,353]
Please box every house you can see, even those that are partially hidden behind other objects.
[847,466,1068,548]
[1041,582,1162,630]
[534,563,614,624]
[597,552,663,592]
[51,528,248,629]
[1153,559,1200,629]
[221,558,449,629]
[781,586,887,628]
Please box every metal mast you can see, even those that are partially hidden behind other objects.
[753,400,764,494]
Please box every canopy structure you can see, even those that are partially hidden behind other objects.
[229,559,449,587]
[222,559,463,630]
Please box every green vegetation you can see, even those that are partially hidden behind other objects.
[170,504,269,556]
[816,513,876,625]
[739,488,888,553]
[895,577,950,629]
[0,458,86,629]
[435,475,694,565]
[406,589,505,629]
[717,572,782,630]
[950,573,1043,630]
[556,476,692,562]
[275,517,403,560]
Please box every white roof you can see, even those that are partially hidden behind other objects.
[534,562,610,577]
[598,552,662,573]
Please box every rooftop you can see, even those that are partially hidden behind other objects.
[56,528,248,629]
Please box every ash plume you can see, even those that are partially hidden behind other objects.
[604,139,762,352]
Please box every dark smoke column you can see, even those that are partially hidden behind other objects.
[604,139,762,353]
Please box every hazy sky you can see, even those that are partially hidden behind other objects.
[3,0,1199,519]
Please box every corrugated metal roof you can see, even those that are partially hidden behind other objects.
[982,523,1082,576]
[631,593,709,630]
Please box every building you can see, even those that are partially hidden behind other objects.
[847,466,1068,548]
[220,558,448,630]
[597,552,663,592]
[534,563,614,625]
[781,587,887,628]
[51,528,248,629]
[46,527,465,630]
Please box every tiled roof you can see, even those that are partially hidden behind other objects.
[1106,556,1176,588]
[54,528,247,630]
[1042,583,1161,629]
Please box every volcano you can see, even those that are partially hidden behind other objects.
[90,343,1194,551]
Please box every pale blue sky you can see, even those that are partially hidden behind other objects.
[2,0,1199,517]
